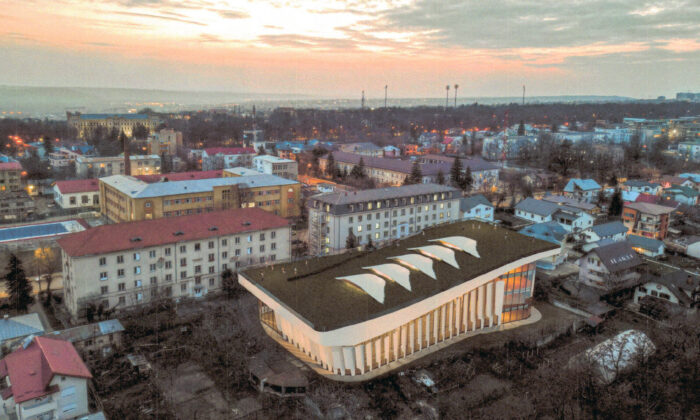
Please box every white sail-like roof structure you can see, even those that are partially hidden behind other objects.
[364,263,412,291]
[337,274,386,303]
[430,236,480,258]
[390,254,436,279]
[408,245,460,269]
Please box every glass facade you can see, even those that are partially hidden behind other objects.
[500,263,536,323]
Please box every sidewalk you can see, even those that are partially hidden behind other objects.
[28,300,54,332]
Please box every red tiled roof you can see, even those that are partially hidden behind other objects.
[204,147,256,156]
[135,170,223,183]
[0,162,22,171]
[0,336,91,404]
[57,208,289,257]
[635,193,679,208]
[54,179,100,194]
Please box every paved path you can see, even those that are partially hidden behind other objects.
[28,300,54,332]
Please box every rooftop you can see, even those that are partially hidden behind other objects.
[310,183,459,207]
[589,241,642,273]
[57,208,289,258]
[253,155,295,163]
[590,221,628,238]
[624,201,675,215]
[54,179,99,194]
[541,195,597,211]
[49,320,124,343]
[627,234,664,251]
[624,180,660,189]
[241,220,557,331]
[100,173,297,199]
[519,221,568,244]
[74,113,151,120]
[327,152,497,176]
[0,161,22,171]
[564,178,601,192]
[0,314,45,343]
[515,197,559,216]
[135,170,222,183]
[460,194,493,212]
[204,147,256,156]
[0,336,91,404]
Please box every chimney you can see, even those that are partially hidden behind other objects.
[124,135,131,175]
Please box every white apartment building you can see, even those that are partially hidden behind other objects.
[57,208,290,319]
[75,155,161,178]
[308,184,461,255]
[201,147,256,171]
[253,155,298,180]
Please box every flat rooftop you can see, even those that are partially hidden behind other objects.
[0,220,87,244]
[242,220,557,331]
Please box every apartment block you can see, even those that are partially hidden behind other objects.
[0,161,23,192]
[308,183,461,255]
[57,208,291,319]
[75,155,161,178]
[253,155,298,180]
[622,202,673,239]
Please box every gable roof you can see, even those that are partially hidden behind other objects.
[564,178,601,192]
[624,201,675,215]
[590,241,642,273]
[634,193,679,208]
[623,180,660,189]
[640,270,699,305]
[541,195,597,211]
[54,179,100,194]
[627,235,664,252]
[460,194,493,212]
[664,184,699,198]
[0,336,91,404]
[519,221,568,244]
[590,222,628,238]
[514,197,559,216]
[0,161,22,171]
[0,314,45,342]
[57,208,289,257]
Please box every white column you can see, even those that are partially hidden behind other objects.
[342,347,356,375]
[365,341,373,371]
[469,291,477,330]
[323,346,334,372]
[409,322,415,354]
[384,334,391,363]
[375,338,382,367]
[486,282,494,328]
[417,317,423,351]
[332,348,345,375]
[433,309,440,343]
[400,325,408,358]
[494,280,505,326]
[462,294,469,332]
[355,344,366,374]
[476,287,485,328]
[392,329,400,361]
[440,305,447,340]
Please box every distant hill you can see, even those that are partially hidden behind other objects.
[0,85,638,119]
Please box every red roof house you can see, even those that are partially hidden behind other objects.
[54,179,100,194]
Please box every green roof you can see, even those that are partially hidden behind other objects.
[241,221,557,331]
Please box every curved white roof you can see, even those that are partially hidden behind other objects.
[431,236,480,258]
[390,254,436,279]
[409,245,460,269]
[337,274,386,303]
[364,264,412,291]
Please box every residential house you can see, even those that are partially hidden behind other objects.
[459,194,494,222]
[584,222,628,243]
[0,162,22,193]
[252,155,298,180]
[201,147,256,170]
[338,142,383,157]
[146,129,183,156]
[627,235,665,257]
[0,314,45,355]
[53,179,100,210]
[514,197,594,232]
[661,184,698,206]
[622,202,674,239]
[622,180,662,195]
[677,140,700,162]
[383,145,400,157]
[634,271,699,310]
[519,221,569,269]
[541,195,598,214]
[656,175,695,190]
[563,178,602,203]
[49,320,124,357]
[665,235,700,259]
[0,191,35,222]
[577,241,642,290]
[0,336,92,420]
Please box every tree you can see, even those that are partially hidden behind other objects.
[551,123,559,133]
[326,153,336,178]
[609,173,618,188]
[404,161,422,185]
[34,246,59,303]
[350,158,366,179]
[42,135,55,155]
[609,188,623,217]
[462,166,473,192]
[4,254,33,311]
[257,145,266,155]
[132,123,150,140]
[449,156,463,188]
[221,268,237,299]
[436,170,446,185]
[346,228,358,249]
[517,120,525,136]
[366,237,375,251]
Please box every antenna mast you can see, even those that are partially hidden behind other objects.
[522,85,526,105]
[361,90,365,110]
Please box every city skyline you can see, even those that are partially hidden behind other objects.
[1,1,699,98]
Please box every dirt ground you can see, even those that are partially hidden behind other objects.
[155,361,231,420]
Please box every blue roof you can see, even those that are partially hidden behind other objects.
[564,178,601,192]
[679,173,700,183]
[80,113,150,120]
[98,319,125,335]
[624,180,659,189]
[519,221,568,244]
[515,197,559,216]
[627,235,664,251]
[0,315,45,342]
[0,223,69,243]
[460,194,493,212]
[591,222,628,238]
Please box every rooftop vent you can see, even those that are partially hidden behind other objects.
[208,226,218,231]
[173,231,184,236]
[241,221,251,226]
[130,236,142,242]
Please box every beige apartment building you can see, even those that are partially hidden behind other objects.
[75,155,161,178]
[57,208,291,319]
[0,161,23,192]
[99,172,301,222]
[147,129,183,155]
[67,112,159,138]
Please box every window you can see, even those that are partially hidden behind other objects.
[247,247,253,254]
[117,255,124,264]
[134,266,141,274]
[149,250,156,258]
[222,251,228,259]
[247,235,253,242]
[260,233,265,241]
[118,283,125,291]
[271,231,276,239]
[209,278,215,286]
[194,243,201,251]
[179,245,186,253]
[208,266,215,274]
[222,239,228,246]
[149,263,156,272]
[357,225,363,232]
[99,272,108,281]
[136,293,143,301]
[165,261,172,269]
[235,237,241,244]
[195,265,202,274]
[101,286,108,295]
[164,247,171,256]
[208,241,215,249]
[180,271,187,279]
[99,257,106,266]
[134,280,142,287]
[260,256,266,263]
[222,263,228,270]
[180,258,187,267]
[259,245,265,252]
[150,276,157,285]
[208,253,215,262]
[235,249,241,256]
[165,274,172,282]
[133,252,140,261]
[181,283,187,291]
[118,296,126,304]
[271,243,276,251]
[117,269,125,277]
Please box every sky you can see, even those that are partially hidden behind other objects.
[1,0,699,98]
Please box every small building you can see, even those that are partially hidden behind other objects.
[661,184,698,206]
[622,180,661,195]
[201,147,256,171]
[0,161,23,192]
[563,179,602,203]
[53,179,100,210]
[541,195,597,214]
[248,351,308,396]
[49,320,124,357]
[0,314,45,354]
[577,241,642,290]
[383,145,401,157]
[570,330,655,383]
[460,194,494,222]
[338,142,384,158]
[584,222,628,243]
[514,198,593,232]
[252,155,298,180]
[0,336,93,419]
[147,129,182,156]
[627,235,665,257]
[518,222,569,270]
[622,202,674,239]
[75,155,161,178]
[0,191,35,222]
[667,235,700,259]
[634,271,700,310]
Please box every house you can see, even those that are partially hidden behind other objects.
[49,320,124,357]
[634,271,699,310]
[577,241,642,290]
[584,222,628,243]
[622,180,661,195]
[201,147,256,170]
[622,202,674,239]
[0,314,45,354]
[656,175,695,190]
[518,222,569,269]
[661,184,698,206]
[252,155,298,180]
[563,179,602,203]
[622,190,640,202]
[514,198,594,232]
[0,336,92,420]
[665,235,700,259]
[53,179,100,210]
[541,195,597,214]
[383,145,401,157]
[338,142,383,158]
[627,235,665,257]
[459,194,494,222]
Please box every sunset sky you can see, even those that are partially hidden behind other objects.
[1,0,699,98]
